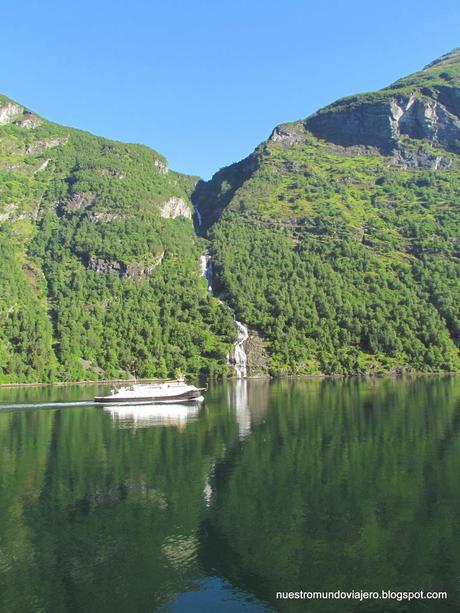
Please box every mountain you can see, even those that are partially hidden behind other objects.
[1,49,459,383]
[194,49,460,375]
[0,95,235,383]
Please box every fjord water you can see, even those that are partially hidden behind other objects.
[0,378,459,613]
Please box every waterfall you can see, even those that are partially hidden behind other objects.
[198,249,248,378]
[229,318,249,378]
[199,251,213,293]
[195,208,202,227]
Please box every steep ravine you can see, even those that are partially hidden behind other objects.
[197,216,249,378]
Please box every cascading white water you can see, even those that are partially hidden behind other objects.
[198,249,248,377]
[195,208,202,227]
[199,251,213,293]
[229,319,249,378]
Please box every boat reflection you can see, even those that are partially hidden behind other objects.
[104,401,202,429]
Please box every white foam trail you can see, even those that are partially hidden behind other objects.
[0,401,95,410]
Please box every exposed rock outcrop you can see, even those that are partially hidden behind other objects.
[269,122,308,146]
[159,196,191,219]
[87,211,123,223]
[88,257,123,275]
[0,101,23,125]
[305,92,460,162]
[0,101,42,128]
[16,112,43,129]
[124,253,164,277]
[60,192,96,214]
[391,145,453,169]
[26,138,65,154]
[192,153,259,230]
[0,203,17,222]
[433,86,460,121]
[245,331,270,377]
[87,252,164,277]
[79,358,105,376]
[154,159,168,174]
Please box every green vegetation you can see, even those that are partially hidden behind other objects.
[197,53,460,375]
[0,99,235,383]
[2,379,459,612]
[0,384,238,611]
[203,378,460,612]
[2,48,460,381]
[311,47,460,120]
[211,212,458,374]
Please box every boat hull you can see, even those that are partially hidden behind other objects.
[94,388,206,404]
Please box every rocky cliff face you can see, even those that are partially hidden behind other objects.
[0,97,42,128]
[195,49,460,232]
[305,93,460,157]
[0,101,23,125]
[265,48,460,170]
[159,196,192,219]
[192,154,259,231]
[193,48,460,376]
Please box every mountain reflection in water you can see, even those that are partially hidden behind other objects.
[0,378,458,612]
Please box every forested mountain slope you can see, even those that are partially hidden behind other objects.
[2,49,460,382]
[194,49,460,375]
[0,96,235,383]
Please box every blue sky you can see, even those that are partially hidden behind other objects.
[3,0,460,178]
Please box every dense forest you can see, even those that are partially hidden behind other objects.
[195,50,460,376]
[0,97,235,382]
[1,48,460,382]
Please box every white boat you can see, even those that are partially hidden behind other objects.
[94,379,206,405]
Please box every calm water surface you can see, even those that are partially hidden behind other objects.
[0,378,459,612]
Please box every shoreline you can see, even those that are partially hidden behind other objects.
[0,371,458,389]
